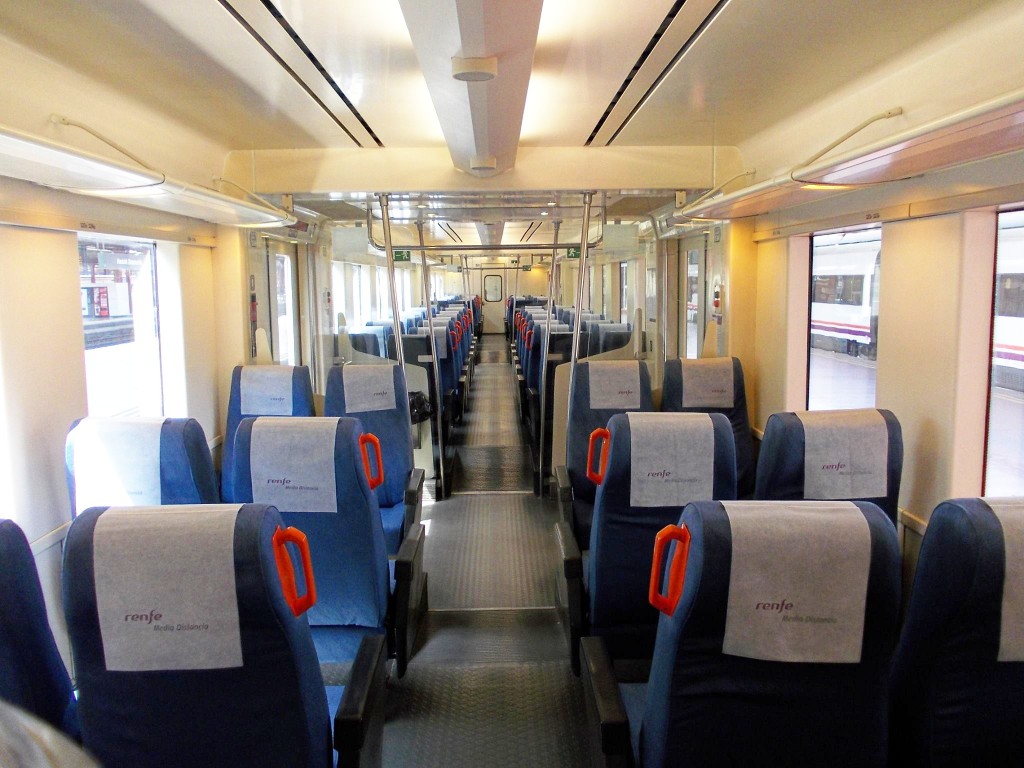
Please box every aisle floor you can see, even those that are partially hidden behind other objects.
[382,334,591,768]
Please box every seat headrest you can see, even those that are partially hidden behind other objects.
[69,418,165,513]
[987,498,1024,661]
[680,357,734,408]
[342,364,397,413]
[248,418,340,513]
[89,505,244,672]
[626,413,714,507]
[588,360,642,409]
[240,366,297,415]
[796,409,889,499]
[719,500,872,663]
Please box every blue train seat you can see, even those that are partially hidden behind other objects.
[65,417,218,514]
[598,323,633,354]
[324,363,426,554]
[754,407,903,522]
[222,365,315,501]
[0,520,79,740]
[890,497,1024,765]
[556,412,737,674]
[62,503,386,768]
[661,357,755,498]
[581,499,900,767]
[555,360,655,547]
[231,416,426,673]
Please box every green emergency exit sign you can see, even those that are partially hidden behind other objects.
[393,250,411,262]
[566,247,580,259]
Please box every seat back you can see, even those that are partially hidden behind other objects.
[639,499,900,768]
[890,497,1024,765]
[324,364,413,510]
[0,520,78,739]
[754,408,903,521]
[66,417,218,514]
[63,504,331,768]
[223,365,315,501]
[566,360,654,504]
[231,417,390,637]
[598,323,632,353]
[662,357,755,497]
[588,413,736,657]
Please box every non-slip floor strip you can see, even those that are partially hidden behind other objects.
[382,660,592,768]
[422,494,561,610]
[452,446,533,493]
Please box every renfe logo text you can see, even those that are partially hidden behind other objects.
[267,477,292,486]
[647,470,673,479]
[755,600,793,613]
[821,462,847,471]
[125,610,163,624]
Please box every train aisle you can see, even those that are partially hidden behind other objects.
[383,334,591,767]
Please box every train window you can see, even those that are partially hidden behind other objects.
[376,266,391,318]
[985,210,1024,494]
[484,274,502,302]
[274,253,296,365]
[807,227,881,410]
[78,236,163,417]
[619,261,629,323]
[331,262,347,328]
[685,247,702,358]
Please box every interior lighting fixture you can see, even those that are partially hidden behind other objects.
[470,155,497,172]
[0,121,295,227]
[451,56,498,82]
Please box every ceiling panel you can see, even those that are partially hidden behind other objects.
[0,0,358,150]
[615,0,1003,147]
[521,0,678,146]
[269,0,443,147]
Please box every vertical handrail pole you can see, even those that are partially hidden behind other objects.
[538,220,561,493]
[377,193,406,368]
[417,222,446,495]
[568,192,594,399]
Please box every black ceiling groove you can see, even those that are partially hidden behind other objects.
[258,0,384,147]
[585,0,687,147]
[603,0,731,147]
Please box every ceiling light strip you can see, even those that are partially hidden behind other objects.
[258,0,384,148]
[584,0,686,147]
[216,0,363,147]
[604,0,731,147]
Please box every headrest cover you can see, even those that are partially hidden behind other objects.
[93,505,243,672]
[589,361,642,409]
[627,413,713,507]
[343,364,397,413]
[250,418,338,513]
[796,409,888,499]
[987,498,1024,661]
[240,366,295,415]
[681,357,734,408]
[72,418,163,513]
[429,327,449,358]
[721,501,871,663]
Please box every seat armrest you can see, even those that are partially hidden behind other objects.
[392,523,428,678]
[555,520,582,579]
[334,634,387,768]
[556,521,586,675]
[580,636,631,762]
[554,465,573,524]
[404,467,426,528]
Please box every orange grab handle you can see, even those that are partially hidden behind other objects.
[462,315,470,330]
[273,525,317,616]
[525,330,534,348]
[586,427,612,486]
[359,433,385,490]
[649,524,692,616]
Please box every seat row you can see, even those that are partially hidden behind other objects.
[579,496,1024,767]
[1,506,387,768]
[555,358,902,674]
